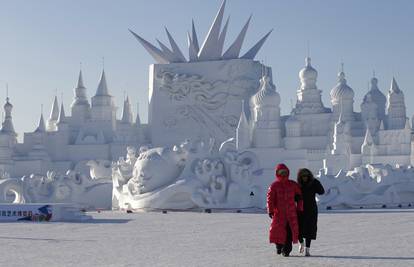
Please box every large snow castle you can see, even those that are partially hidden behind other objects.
[0,0,413,210]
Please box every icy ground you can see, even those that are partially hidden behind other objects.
[0,209,413,267]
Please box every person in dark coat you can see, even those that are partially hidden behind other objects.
[267,164,303,257]
[296,168,325,256]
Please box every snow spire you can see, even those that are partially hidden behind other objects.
[187,32,198,62]
[191,19,200,53]
[1,96,16,136]
[217,16,230,58]
[121,96,133,124]
[130,0,271,62]
[77,69,85,89]
[241,29,273,59]
[46,95,60,131]
[390,77,401,93]
[35,110,46,133]
[165,27,187,62]
[57,102,67,124]
[197,0,226,60]
[95,69,110,96]
[223,15,251,59]
[129,29,170,64]
[156,39,177,63]
[49,95,59,121]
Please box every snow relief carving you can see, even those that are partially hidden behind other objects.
[0,170,112,209]
[318,164,414,208]
[112,139,263,210]
[156,67,259,141]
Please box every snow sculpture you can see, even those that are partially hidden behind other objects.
[86,159,113,180]
[318,164,414,208]
[112,139,263,210]
[129,0,272,64]
[0,178,23,203]
[130,0,273,147]
[0,170,112,209]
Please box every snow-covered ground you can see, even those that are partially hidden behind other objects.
[0,209,413,267]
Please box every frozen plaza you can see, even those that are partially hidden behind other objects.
[0,209,413,267]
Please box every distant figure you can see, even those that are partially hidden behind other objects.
[297,168,325,257]
[267,164,303,257]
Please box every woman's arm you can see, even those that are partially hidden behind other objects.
[294,183,304,212]
[314,179,325,195]
[267,184,277,218]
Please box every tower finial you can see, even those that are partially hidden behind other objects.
[80,61,82,71]
[341,61,344,73]
[5,83,8,101]
[102,57,105,70]
[373,69,376,78]
[306,40,310,58]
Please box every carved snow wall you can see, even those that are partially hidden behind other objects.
[148,59,271,146]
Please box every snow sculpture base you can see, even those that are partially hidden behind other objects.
[112,139,265,210]
[318,164,414,209]
[0,203,92,222]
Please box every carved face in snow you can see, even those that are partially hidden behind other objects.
[131,147,186,194]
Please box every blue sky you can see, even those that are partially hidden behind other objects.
[0,0,413,136]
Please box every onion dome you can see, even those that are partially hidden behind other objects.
[1,97,16,135]
[3,97,12,113]
[363,76,386,109]
[330,71,354,102]
[251,74,280,107]
[299,57,317,89]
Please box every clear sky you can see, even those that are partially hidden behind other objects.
[0,0,413,137]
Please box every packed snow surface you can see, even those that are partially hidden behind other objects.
[0,209,413,267]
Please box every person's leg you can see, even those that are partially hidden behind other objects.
[306,239,312,248]
[305,239,311,256]
[283,224,292,256]
[298,235,305,254]
[276,244,283,255]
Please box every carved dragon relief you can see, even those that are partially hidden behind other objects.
[155,67,258,140]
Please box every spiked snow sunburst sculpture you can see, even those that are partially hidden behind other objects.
[129,0,273,63]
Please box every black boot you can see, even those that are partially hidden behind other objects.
[276,244,283,255]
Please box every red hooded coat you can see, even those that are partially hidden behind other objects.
[267,164,303,244]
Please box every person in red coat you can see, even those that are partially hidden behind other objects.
[267,163,303,257]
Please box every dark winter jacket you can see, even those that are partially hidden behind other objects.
[298,178,325,240]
